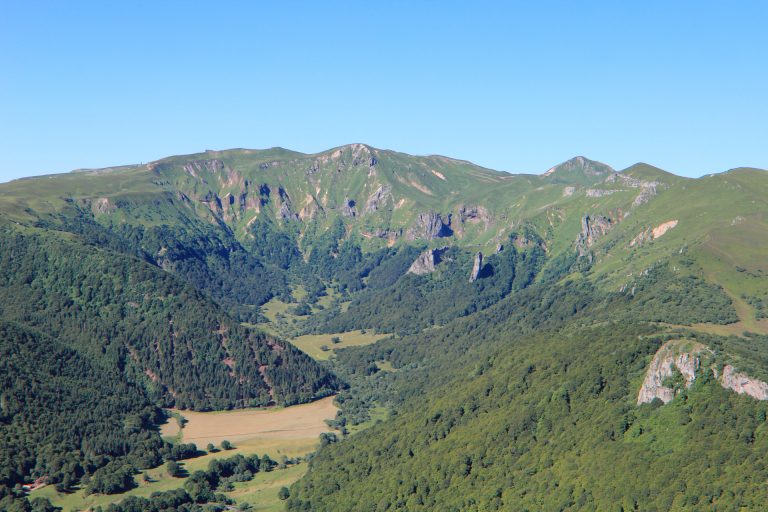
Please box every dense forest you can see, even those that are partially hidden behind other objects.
[1,145,766,510]
[0,226,339,505]
[289,282,768,510]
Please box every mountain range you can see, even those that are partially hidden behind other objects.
[2,145,768,510]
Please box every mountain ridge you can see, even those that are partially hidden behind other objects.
[3,144,768,510]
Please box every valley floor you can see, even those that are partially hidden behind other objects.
[31,396,339,511]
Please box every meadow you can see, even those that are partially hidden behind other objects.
[289,330,389,361]
[32,397,339,511]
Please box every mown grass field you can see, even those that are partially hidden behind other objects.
[289,330,390,360]
[161,395,338,446]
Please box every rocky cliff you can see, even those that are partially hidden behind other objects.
[637,341,704,404]
[469,252,483,282]
[575,214,614,257]
[406,211,452,241]
[407,247,448,275]
[639,341,768,405]
[721,365,768,400]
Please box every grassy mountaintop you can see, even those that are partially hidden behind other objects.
[2,144,766,307]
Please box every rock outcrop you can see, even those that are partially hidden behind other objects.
[630,220,678,247]
[277,187,298,221]
[365,185,392,213]
[91,197,115,215]
[604,173,644,188]
[601,172,659,208]
[632,184,658,207]
[407,247,447,275]
[637,341,704,404]
[638,342,768,405]
[511,234,542,250]
[630,228,653,247]
[182,159,224,181]
[721,365,768,400]
[457,205,491,225]
[299,195,323,221]
[469,252,483,282]
[575,214,613,256]
[586,188,619,198]
[406,211,452,241]
[652,219,678,238]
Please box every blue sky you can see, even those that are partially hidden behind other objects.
[1,1,766,182]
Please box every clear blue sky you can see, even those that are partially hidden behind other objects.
[1,1,766,182]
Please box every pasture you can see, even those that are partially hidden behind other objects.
[289,330,389,360]
[33,396,339,511]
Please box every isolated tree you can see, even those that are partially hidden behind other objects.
[166,460,180,478]
[278,486,290,500]
[221,439,233,450]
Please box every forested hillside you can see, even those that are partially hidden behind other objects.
[290,283,768,510]
[0,225,339,506]
[1,145,767,510]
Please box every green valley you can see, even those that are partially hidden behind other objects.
[2,145,768,511]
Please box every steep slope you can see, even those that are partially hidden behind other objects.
[289,282,768,511]
[0,226,339,410]
[0,321,163,489]
[581,167,768,328]
[0,225,340,498]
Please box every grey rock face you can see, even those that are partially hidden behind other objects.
[469,252,483,282]
[604,173,646,188]
[585,188,619,198]
[721,365,768,400]
[457,205,491,225]
[637,342,702,405]
[277,187,298,221]
[407,247,447,275]
[575,214,613,256]
[638,342,768,405]
[632,184,657,207]
[365,185,392,213]
[406,211,452,241]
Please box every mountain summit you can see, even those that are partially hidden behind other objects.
[542,155,615,185]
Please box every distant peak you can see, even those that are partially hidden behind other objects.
[543,156,614,178]
[620,162,684,182]
[334,143,374,153]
